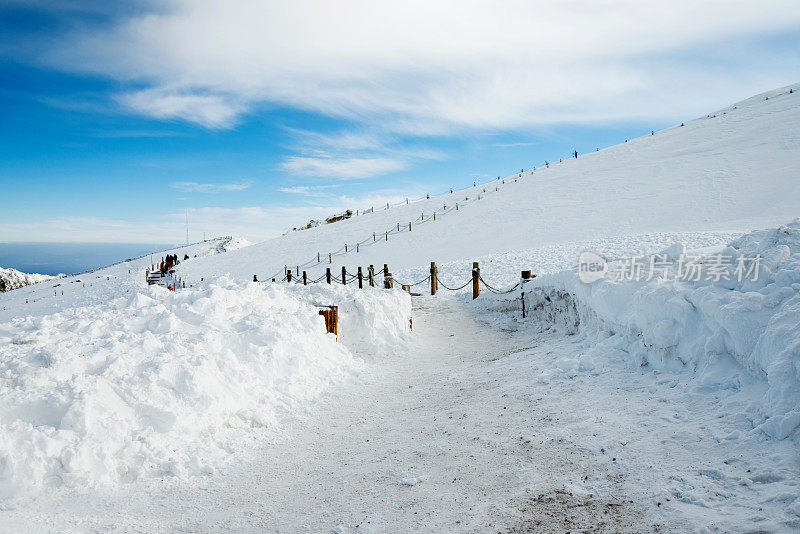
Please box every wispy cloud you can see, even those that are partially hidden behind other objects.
[280,155,405,180]
[493,141,538,148]
[37,1,800,131]
[171,180,253,193]
[0,207,325,243]
[117,88,244,129]
[279,185,331,197]
[279,127,445,180]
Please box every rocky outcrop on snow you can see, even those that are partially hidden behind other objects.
[0,267,55,292]
[291,210,354,232]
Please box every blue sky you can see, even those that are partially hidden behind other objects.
[1,0,800,243]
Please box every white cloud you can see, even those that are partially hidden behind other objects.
[118,88,244,128]
[0,186,430,243]
[39,0,800,131]
[171,180,252,193]
[0,207,328,243]
[279,127,445,179]
[279,186,330,197]
[280,155,406,179]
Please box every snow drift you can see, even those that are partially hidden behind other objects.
[0,267,55,293]
[0,277,410,494]
[521,220,800,440]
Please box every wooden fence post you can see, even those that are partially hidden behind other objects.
[341,266,347,285]
[333,306,338,335]
[521,270,530,318]
[385,273,393,289]
[520,270,534,318]
[430,262,438,295]
[358,266,363,289]
[369,265,375,287]
[319,306,338,335]
[253,274,258,282]
[287,270,292,283]
[384,264,389,276]
[303,271,308,285]
[326,268,331,284]
[472,262,480,299]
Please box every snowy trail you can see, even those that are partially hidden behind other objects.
[4,294,797,532]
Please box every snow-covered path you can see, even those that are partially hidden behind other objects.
[4,294,798,532]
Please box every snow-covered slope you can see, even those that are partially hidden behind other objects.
[0,267,55,292]
[0,85,799,526]
[0,237,246,321]
[179,84,800,284]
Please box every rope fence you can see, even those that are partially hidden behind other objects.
[254,260,537,318]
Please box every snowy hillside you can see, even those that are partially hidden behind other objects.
[1,85,800,531]
[0,266,55,292]
[179,84,800,284]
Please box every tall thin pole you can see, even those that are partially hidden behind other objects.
[185,209,189,245]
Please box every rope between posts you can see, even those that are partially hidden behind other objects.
[394,274,431,287]
[266,269,523,295]
[478,273,520,294]
[434,274,472,291]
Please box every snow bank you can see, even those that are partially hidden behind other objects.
[0,267,55,292]
[0,277,410,495]
[521,220,800,439]
[284,282,412,356]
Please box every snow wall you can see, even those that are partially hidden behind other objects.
[0,277,411,495]
[515,220,800,440]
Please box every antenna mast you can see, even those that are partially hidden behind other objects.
[185,209,189,245]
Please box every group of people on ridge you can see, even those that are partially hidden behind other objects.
[159,254,180,274]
